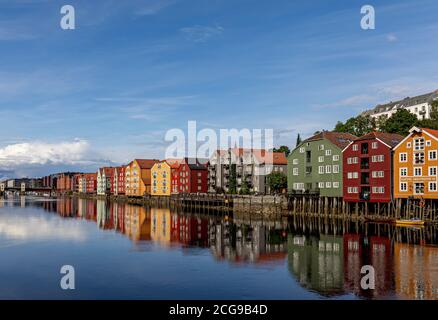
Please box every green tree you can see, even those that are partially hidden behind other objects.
[273,145,290,157]
[334,115,375,136]
[296,133,302,147]
[239,177,250,195]
[381,108,418,136]
[228,164,237,194]
[266,172,287,194]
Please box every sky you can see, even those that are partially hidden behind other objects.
[1,0,438,178]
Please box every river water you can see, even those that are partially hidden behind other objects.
[0,196,437,300]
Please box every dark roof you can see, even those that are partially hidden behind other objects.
[354,132,404,148]
[363,90,438,116]
[304,131,357,149]
[184,158,208,170]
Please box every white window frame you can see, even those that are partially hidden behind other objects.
[400,182,407,192]
[352,144,358,151]
[318,166,324,174]
[325,149,332,156]
[428,150,437,161]
[333,165,339,173]
[318,156,324,163]
[293,168,299,176]
[399,153,407,163]
[400,168,408,177]
[299,147,305,153]
[429,182,437,192]
[429,166,437,176]
[414,167,422,177]
[293,158,299,165]
[325,165,331,174]
[372,142,378,149]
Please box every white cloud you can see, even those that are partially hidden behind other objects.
[180,25,224,42]
[135,0,177,15]
[0,139,91,167]
[386,33,398,42]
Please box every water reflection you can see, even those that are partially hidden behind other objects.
[2,196,438,299]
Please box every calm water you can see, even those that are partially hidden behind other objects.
[0,196,437,300]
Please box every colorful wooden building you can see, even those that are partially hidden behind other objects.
[125,159,160,197]
[151,159,182,196]
[343,132,403,203]
[393,127,438,199]
[288,131,356,197]
[112,166,126,195]
[97,167,114,196]
[171,158,208,194]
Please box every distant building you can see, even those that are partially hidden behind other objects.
[208,148,287,194]
[125,159,160,197]
[343,132,403,203]
[57,173,78,192]
[363,89,438,121]
[288,131,356,197]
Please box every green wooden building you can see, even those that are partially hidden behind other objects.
[287,131,356,197]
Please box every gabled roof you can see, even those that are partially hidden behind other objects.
[133,159,160,169]
[303,131,357,149]
[394,127,438,150]
[183,158,208,170]
[423,128,438,139]
[354,132,404,148]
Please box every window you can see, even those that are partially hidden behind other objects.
[299,147,305,153]
[325,165,331,174]
[293,168,299,176]
[333,165,339,173]
[333,155,339,161]
[429,166,437,176]
[352,144,358,151]
[414,152,425,164]
[372,171,384,178]
[372,155,384,162]
[293,183,304,190]
[318,166,324,174]
[399,153,407,162]
[318,156,324,163]
[333,182,339,188]
[414,167,422,176]
[400,182,407,192]
[426,140,432,147]
[318,144,325,151]
[414,138,425,151]
[400,168,408,176]
[347,158,352,164]
[414,183,425,194]
[293,159,299,165]
[318,182,324,189]
[407,142,412,148]
[325,182,331,188]
[429,150,437,161]
[372,142,378,149]
[429,182,437,192]
[325,149,332,156]
[353,157,359,164]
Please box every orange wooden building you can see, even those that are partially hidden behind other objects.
[393,127,438,199]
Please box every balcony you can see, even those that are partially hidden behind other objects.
[360,158,369,170]
[360,188,371,201]
[361,143,369,155]
[361,173,369,185]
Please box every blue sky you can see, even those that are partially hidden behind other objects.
[1,0,438,178]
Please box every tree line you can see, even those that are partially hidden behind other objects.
[334,101,438,137]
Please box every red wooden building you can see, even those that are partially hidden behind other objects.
[85,173,97,194]
[343,132,403,203]
[171,158,208,194]
[56,172,78,192]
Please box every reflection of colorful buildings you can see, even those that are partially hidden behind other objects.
[150,207,172,243]
[394,243,438,300]
[288,234,345,296]
[123,204,151,241]
[171,213,209,246]
[343,233,393,298]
